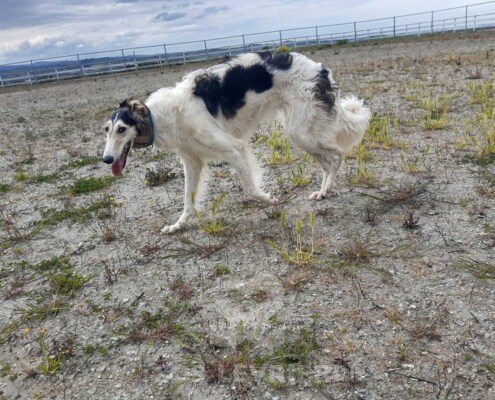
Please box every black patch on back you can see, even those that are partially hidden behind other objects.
[110,108,137,126]
[192,74,222,117]
[313,68,338,113]
[193,63,273,119]
[258,51,293,70]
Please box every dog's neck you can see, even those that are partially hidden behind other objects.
[145,94,176,150]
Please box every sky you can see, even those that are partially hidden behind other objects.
[0,0,481,63]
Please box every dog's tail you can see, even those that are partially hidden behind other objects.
[334,96,371,151]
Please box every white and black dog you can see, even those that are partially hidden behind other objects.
[102,51,371,233]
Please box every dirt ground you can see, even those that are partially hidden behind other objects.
[1,31,494,400]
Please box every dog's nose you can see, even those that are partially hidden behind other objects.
[102,155,114,164]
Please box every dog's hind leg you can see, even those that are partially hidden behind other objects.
[308,149,342,200]
[161,153,204,234]
[308,153,330,200]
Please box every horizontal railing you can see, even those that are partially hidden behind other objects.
[0,1,494,87]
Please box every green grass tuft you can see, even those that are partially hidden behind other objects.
[144,167,176,187]
[13,171,60,185]
[14,170,29,182]
[31,173,59,184]
[255,325,320,368]
[453,258,494,280]
[34,256,71,273]
[69,176,116,195]
[418,93,455,130]
[264,128,296,166]
[364,115,393,148]
[65,156,100,169]
[48,269,91,297]
[36,196,115,228]
[289,163,311,187]
[0,183,11,193]
[202,219,229,235]
[214,265,231,276]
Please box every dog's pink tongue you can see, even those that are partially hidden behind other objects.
[111,155,124,177]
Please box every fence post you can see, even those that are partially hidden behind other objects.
[465,5,468,30]
[353,22,357,41]
[0,75,3,87]
[203,40,208,59]
[279,30,283,46]
[431,11,434,34]
[163,44,169,65]
[76,54,84,77]
[30,60,37,84]
[121,49,126,70]
[315,26,319,45]
[393,16,396,37]
[242,34,246,53]
[133,51,137,69]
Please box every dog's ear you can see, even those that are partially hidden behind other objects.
[128,99,148,119]
[119,99,130,108]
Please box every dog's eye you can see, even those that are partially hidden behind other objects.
[117,127,127,134]
[104,126,109,132]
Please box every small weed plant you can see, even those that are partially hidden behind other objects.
[419,93,455,130]
[263,126,295,166]
[268,211,315,266]
[202,192,229,235]
[69,176,115,196]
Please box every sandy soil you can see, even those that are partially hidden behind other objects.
[1,31,494,400]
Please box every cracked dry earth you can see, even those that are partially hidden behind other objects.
[1,31,494,400]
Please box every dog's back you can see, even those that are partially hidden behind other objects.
[181,51,344,138]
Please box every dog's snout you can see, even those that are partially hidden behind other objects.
[102,155,114,164]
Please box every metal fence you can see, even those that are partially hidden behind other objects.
[1,1,495,87]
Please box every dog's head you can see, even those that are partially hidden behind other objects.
[102,98,154,176]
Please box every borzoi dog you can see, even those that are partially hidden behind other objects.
[102,51,371,233]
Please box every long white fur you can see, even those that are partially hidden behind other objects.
[114,52,371,233]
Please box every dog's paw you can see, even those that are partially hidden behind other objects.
[255,193,279,204]
[161,223,182,234]
[308,191,325,201]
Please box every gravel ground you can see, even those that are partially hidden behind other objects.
[0,31,494,400]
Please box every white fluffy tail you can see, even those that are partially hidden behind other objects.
[334,96,371,151]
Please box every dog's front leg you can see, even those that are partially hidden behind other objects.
[161,154,203,234]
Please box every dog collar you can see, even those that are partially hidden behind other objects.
[133,110,155,148]
[145,111,155,147]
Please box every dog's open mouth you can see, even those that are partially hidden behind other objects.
[111,141,131,177]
